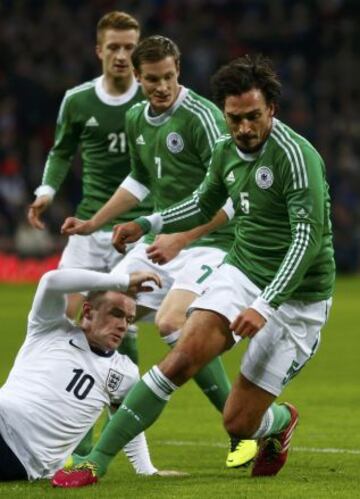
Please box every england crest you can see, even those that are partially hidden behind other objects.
[255,166,274,189]
[166,132,184,153]
[107,369,123,392]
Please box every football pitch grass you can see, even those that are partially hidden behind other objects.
[0,276,359,498]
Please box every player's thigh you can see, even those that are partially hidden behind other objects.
[223,374,276,436]
[155,289,198,335]
[159,309,233,384]
[188,263,259,333]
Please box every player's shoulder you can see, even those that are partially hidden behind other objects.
[126,99,147,122]
[182,88,223,120]
[213,133,232,151]
[128,99,147,114]
[62,78,97,104]
[270,118,322,163]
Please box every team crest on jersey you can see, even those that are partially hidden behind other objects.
[166,132,184,153]
[106,369,123,392]
[255,166,274,189]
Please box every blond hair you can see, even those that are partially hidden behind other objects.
[96,11,140,44]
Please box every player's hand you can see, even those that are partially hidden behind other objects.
[230,308,266,338]
[61,217,95,236]
[112,222,144,254]
[128,271,162,294]
[146,233,187,265]
[27,195,52,230]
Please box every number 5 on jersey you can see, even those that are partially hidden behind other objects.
[240,192,250,214]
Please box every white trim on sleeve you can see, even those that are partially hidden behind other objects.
[145,213,163,233]
[250,296,276,321]
[34,185,56,200]
[221,197,235,220]
[121,176,150,201]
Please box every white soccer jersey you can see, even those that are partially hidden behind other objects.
[0,269,156,480]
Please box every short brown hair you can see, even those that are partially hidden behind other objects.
[211,54,282,110]
[96,11,140,44]
[132,35,180,72]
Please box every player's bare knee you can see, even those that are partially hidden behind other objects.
[155,310,184,337]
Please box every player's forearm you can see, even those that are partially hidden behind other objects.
[174,199,234,246]
[40,155,72,193]
[42,268,130,294]
[90,187,140,230]
[30,269,130,323]
[259,222,322,309]
[135,193,214,236]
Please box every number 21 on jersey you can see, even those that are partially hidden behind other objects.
[108,132,126,153]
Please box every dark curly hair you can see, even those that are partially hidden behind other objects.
[211,54,282,110]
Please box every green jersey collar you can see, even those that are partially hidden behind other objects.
[95,75,139,106]
[144,86,189,126]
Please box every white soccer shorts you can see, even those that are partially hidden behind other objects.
[59,231,137,272]
[110,242,226,310]
[189,263,332,396]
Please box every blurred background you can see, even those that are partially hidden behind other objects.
[0,0,359,274]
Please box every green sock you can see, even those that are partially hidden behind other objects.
[117,328,139,365]
[193,356,231,412]
[163,331,231,412]
[87,369,174,477]
[252,403,292,439]
[269,403,291,434]
[74,427,93,456]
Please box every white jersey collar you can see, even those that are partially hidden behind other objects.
[95,75,139,106]
[72,328,115,357]
[144,86,189,126]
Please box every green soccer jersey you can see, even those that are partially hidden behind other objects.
[145,118,335,308]
[123,86,235,251]
[40,76,152,229]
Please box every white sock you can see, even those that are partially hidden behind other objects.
[161,329,181,347]
[251,407,275,439]
[142,365,178,401]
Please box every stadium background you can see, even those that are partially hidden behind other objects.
[0,2,359,496]
[0,0,359,276]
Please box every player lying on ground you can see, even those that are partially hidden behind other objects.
[52,54,335,487]
[0,268,166,481]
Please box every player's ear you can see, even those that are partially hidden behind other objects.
[133,68,141,82]
[95,44,103,61]
[82,302,93,320]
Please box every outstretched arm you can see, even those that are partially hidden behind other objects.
[29,269,161,329]
[61,187,141,236]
